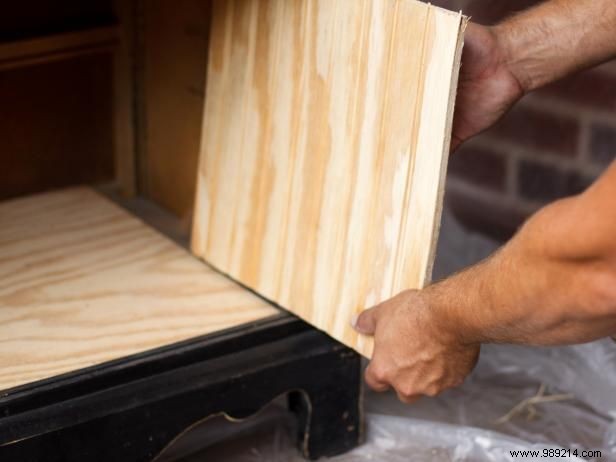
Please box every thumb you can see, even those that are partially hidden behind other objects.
[352,305,380,335]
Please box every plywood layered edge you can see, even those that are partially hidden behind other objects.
[422,16,468,284]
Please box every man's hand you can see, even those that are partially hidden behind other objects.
[351,0,616,405]
[451,23,525,151]
[453,0,616,152]
[352,290,480,403]
[352,163,616,404]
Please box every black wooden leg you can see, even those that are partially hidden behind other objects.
[289,349,362,460]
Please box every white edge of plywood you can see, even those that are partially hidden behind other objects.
[395,8,467,295]
[423,13,469,286]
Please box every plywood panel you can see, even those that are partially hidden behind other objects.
[191,0,466,357]
[0,187,278,391]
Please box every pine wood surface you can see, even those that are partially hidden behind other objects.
[191,0,466,357]
[0,187,278,391]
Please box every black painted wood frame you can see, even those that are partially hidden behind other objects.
[0,313,363,461]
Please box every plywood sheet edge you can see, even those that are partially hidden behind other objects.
[423,14,469,286]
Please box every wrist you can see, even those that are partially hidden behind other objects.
[491,23,534,94]
[422,275,486,347]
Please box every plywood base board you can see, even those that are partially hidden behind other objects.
[0,187,277,390]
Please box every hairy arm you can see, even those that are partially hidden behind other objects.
[354,158,616,403]
[354,0,616,402]
[433,162,616,347]
[498,0,616,92]
[452,0,616,150]
[449,0,616,345]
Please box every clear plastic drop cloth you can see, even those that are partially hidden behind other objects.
[174,208,616,462]
[221,335,616,461]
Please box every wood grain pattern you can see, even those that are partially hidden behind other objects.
[0,187,278,391]
[191,0,466,357]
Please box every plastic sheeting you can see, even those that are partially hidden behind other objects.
[208,337,616,462]
[177,209,616,461]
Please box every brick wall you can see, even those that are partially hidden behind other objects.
[431,0,616,241]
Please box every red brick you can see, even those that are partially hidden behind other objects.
[536,70,616,111]
[590,123,616,167]
[429,0,468,12]
[448,145,507,191]
[430,0,540,24]
[463,0,541,24]
[517,161,595,202]
[447,191,528,242]
[486,105,580,157]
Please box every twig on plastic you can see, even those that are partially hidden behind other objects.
[495,384,574,424]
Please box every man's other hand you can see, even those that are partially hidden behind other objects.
[451,23,525,151]
[353,290,479,403]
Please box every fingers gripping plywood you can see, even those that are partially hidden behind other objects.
[191,0,466,357]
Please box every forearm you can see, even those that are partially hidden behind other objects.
[495,0,616,92]
[428,166,616,346]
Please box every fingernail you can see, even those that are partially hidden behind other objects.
[350,314,359,329]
